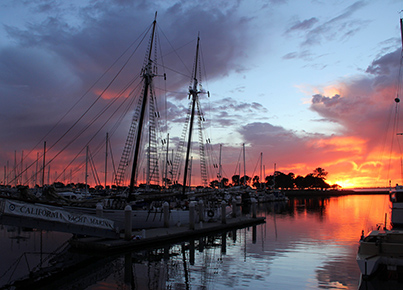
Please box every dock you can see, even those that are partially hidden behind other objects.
[70,215,265,253]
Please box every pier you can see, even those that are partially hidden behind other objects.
[70,215,265,252]
[0,197,265,253]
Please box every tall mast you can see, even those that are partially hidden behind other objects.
[42,141,46,187]
[129,13,157,197]
[260,152,263,189]
[218,144,222,186]
[105,132,108,189]
[165,133,169,188]
[400,17,403,49]
[182,36,200,196]
[85,146,89,194]
[273,163,276,189]
[243,143,246,185]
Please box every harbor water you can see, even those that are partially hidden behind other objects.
[0,194,394,289]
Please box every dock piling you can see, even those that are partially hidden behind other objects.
[232,202,237,218]
[221,201,227,224]
[96,203,103,217]
[163,202,170,228]
[189,201,196,230]
[198,200,204,222]
[125,205,132,240]
[251,198,257,218]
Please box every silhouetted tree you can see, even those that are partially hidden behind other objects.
[313,167,328,179]
[240,175,250,185]
[220,177,229,188]
[294,175,305,189]
[252,175,260,188]
[275,172,294,189]
[209,180,220,188]
[232,175,240,186]
[304,173,330,189]
[265,175,274,188]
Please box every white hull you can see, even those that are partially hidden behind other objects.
[357,230,403,277]
[356,254,381,276]
[391,202,403,227]
[64,204,230,230]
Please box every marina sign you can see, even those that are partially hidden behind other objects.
[0,199,114,230]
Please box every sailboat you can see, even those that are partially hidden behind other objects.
[387,14,403,229]
[356,17,403,279]
[1,15,229,232]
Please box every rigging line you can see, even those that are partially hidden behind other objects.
[155,27,168,136]
[68,73,142,141]
[54,83,142,183]
[387,102,400,182]
[46,32,148,154]
[378,103,395,185]
[153,61,191,78]
[20,76,142,185]
[105,81,143,139]
[30,240,70,273]
[233,145,243,177]
[11,34,149,185]
[15,23,153,177]
[153,86,188,95]
[49,24,150,150]
[155,23,193,76]
[397,46,403,101]
[89,149,101,186]
[199,42,214,153]
[109,138,117,186]
[250,154,261,182]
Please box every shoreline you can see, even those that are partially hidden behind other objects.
[284,189,389,196]
[283,189,389,197]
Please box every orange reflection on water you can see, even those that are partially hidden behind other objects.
[281,194,391,244]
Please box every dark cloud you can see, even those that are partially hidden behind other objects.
[282,52,298,60]
[208,97,269,127]
[0,0,258,177]
[282,49,313,61]
[285,1,369,47]
[366,49,400,76]
[286,17,318,33]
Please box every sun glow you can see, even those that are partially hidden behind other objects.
[329,179,358,188]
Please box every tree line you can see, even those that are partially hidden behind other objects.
[209,167,340,190]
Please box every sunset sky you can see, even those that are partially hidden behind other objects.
[1,0,403,189]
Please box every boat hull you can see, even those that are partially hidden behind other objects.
[357,230,403,277]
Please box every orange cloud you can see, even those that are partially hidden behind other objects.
[310,136,367,153]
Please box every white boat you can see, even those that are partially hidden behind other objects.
[357,229,403,277]
[390,184,403,228]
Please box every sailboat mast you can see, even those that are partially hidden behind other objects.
[260,152,263,189]
[129,13,157,197]
[400,18,403,49]
[273,163,276,189]
[182,36,200,196]
[219,144,222,185]
[243,143,246,185]
[42,141,46,187]
[105,132,108,189]
[165,133,169,188]
[85,146,89,194]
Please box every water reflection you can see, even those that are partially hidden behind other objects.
[0,195,399,289]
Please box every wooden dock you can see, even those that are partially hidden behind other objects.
[70,216,265,253]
